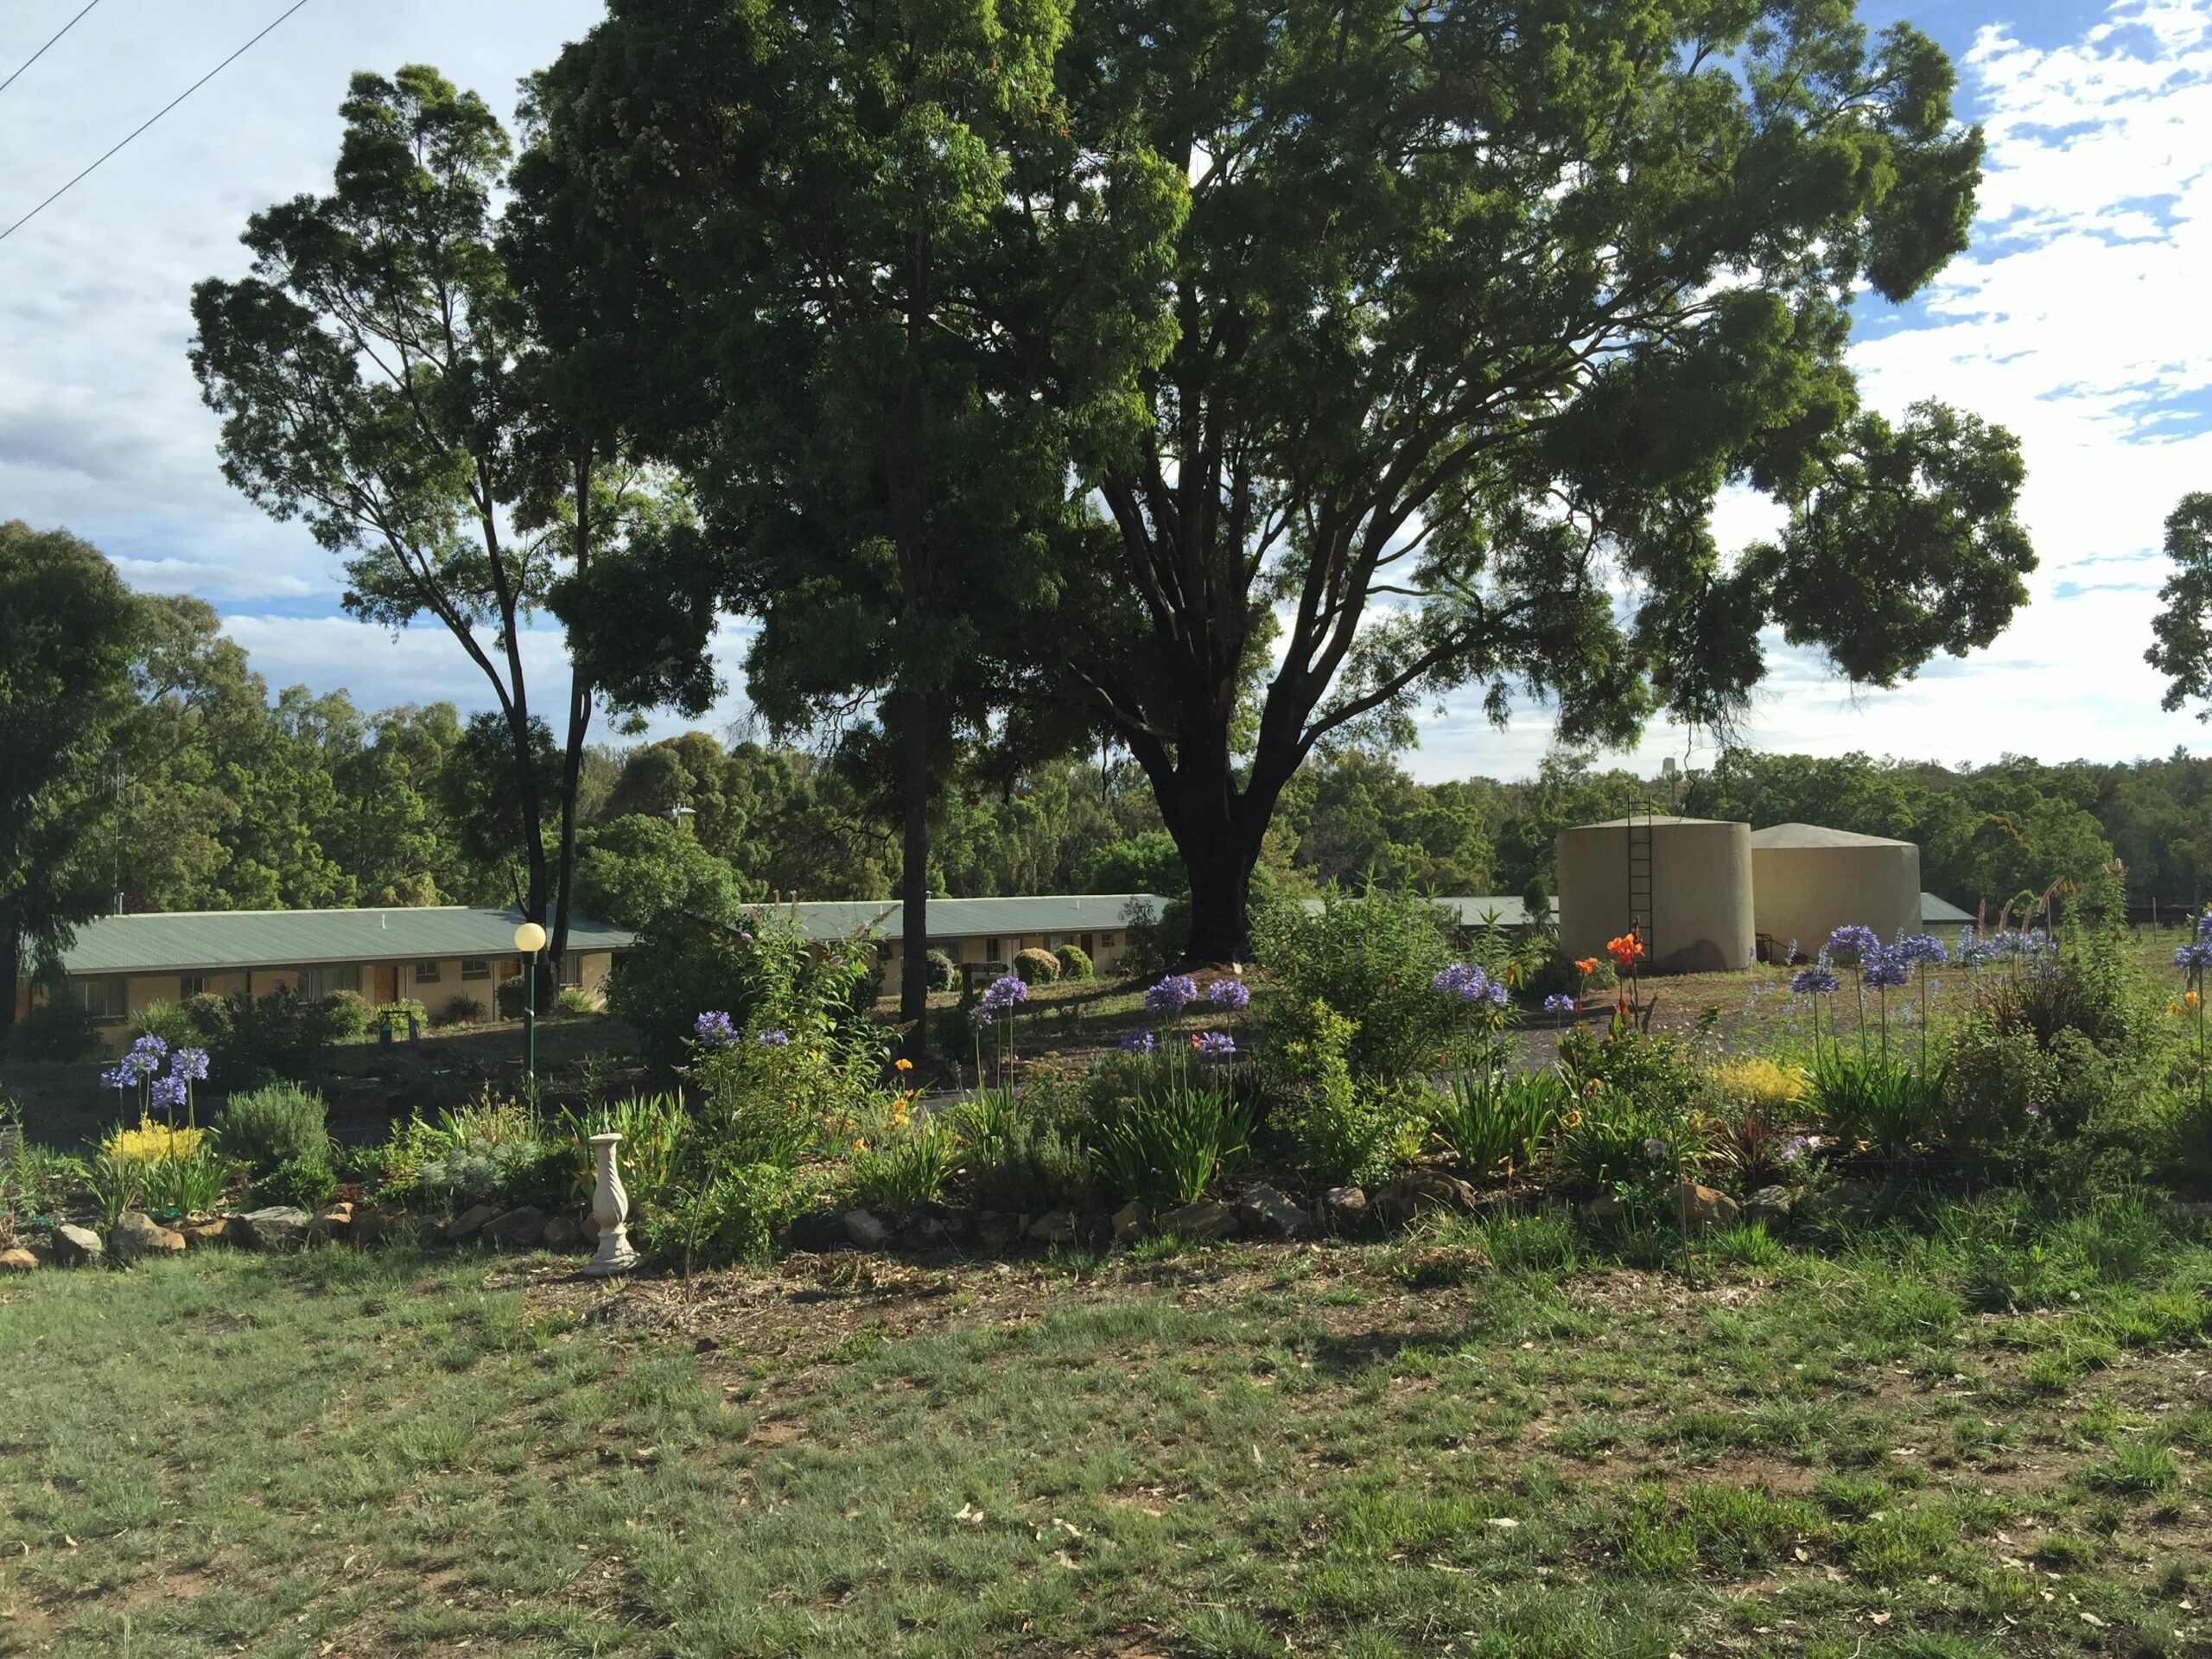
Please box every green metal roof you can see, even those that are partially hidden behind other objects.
[769,894,1162,944]
[1299,895,1554,928]
[59,906,633,978]
[1921,892,1976,925]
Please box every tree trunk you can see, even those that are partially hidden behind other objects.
[897,684,931,1043]
[1178,822,1255,963]
[548,454,596,993]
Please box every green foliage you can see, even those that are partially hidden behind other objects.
[322,989,373,1041]
[1,1116,83,1228]
[923,949,958,993]
[1253,888,1459,1082]
[1052,944,1093,982]
[0,521,140,1031]
[495,975,528,1020]
[951,1088,1095,1216]
[849,1119,957,1214]
[1012,948,1060,986]
[1090,1084,1255,1210]
[204,986,347,1089]
[1815,1052,1945,1155]
[2147,492,2212,721]
[1556,1028,1704,1196]
[650,1162,814,1270]
[573,812,743,932]
[376,1093,569,1215]
[127,1001,203,1050]
[1427,1068,1564,1181]
[141,1147,232,1216]
[433,995,486,1029]
[610,910,879,1067]
[251,1156,338,1211]
[214,1084,330,1175]
[1262,999,1415,1186]
[6,999,97,1061]
[560,1092,687,1217]
[84,1147,143,1225]
[554,985,595,1015]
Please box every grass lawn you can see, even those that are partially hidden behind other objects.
[7,1195,2212,1656]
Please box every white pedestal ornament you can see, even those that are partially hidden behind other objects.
[583,1131,640,1278]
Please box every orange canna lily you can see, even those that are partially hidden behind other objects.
[1573,957,1599,976]
[894,1057,913,1072]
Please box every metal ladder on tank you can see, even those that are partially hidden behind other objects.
[1625,804,1655,958]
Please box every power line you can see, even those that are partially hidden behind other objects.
[0,0,316,246]
[0,0,102,98]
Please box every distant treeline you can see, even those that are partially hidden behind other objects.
[66,588,2210,928]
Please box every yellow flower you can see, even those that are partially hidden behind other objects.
[1561,1109,1584,1130]
[894,1057,913,1072]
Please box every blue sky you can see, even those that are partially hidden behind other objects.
[1,0,2207,780]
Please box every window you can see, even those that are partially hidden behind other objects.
[75,977,126,1021]
[300,964,359,1000]
[414,961,442,984]
[984,938,1001,963]
[461,958,492,981]
[1098,933,1116,949]
[556,955,583,988]
[179,974,208,998]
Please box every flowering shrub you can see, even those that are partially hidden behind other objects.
[1250,887,1459,1083]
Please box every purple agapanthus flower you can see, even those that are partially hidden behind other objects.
[1791,967,1840,995]
[2024,1101,2044,1119]
[1206,977,1251,1011]
[755,1028,791,1048]
[1897,933,1948,967]
[1193,1031,1236,1058]
[149,1076,188,1111]
[1543,993,1575,1014]
[1643,1138,1668,1158]
[100,1065,131,1091]
[170,1046,210,1082]
[1144,975,1198,1015]
[2175,941,2212,973]
[1434,963,1504,1005]
[694,1010,738,1046]
[980,974,1029,1014]
[1119,1030,1157,1054]
[1861,948,1908,989]
[1826,925,1879,963]
[1778,1134,1813,1164]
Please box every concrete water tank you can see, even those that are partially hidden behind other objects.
[1748,823,1921,960]
[1555,817,1755,974]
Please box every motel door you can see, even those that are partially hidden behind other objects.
[1080,933,1094,955]
[374,964,399,1003]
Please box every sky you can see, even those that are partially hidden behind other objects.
[1,0,2207,783]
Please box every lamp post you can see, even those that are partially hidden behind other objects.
[513,919,548,1093]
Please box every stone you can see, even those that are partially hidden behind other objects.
[783,1210,848,1254]
[1110,1200,1149,1243]
[0,1247,36,1274]
[842,1209,892,1249]
[309,1201,354,1243]
[1744,1185,1794,1226]
[481,1206,548,1249]
[1236,1184,1313,1240]
[238,1206,312,1251]
[1801,1177,1877,1220]
[110,1211,187,1262]
[1027,1209,1078,1243]
[1319,1186,1369,1232]
[348,1205,409,1247]
[50,1224,105,1266]
[974,1211,1015,1251]
[444,1203,499,1243]
[541,1213,582,1250]
[179,1218,232,1250]
[1671,1181,1739,1232]
[1155,1198,1239,1240]
[580,1210,601,1243]
[1371,1171,1478,1227]
[1581,1191,1625,1227]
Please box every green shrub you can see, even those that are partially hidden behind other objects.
[1815,1052,1944,1154]
[371,997,426,1034]
[251,1156,337,1210]
[1556,1023,1700,1119]
[609,908,880,1066]
[1555,1031,1703,1198]
[1262,998,1415,1185]
[84,1147,143,1224]
[1091,1084,1255,1209]
[1013,947,1061,985]
[205,986,347,1088]
[374,1093,569,1213]
[1427,1067,1563,1179]
[127,1001,203,1050]
[555,984,596,1014]
[434,995,486,1028]
[323,989,374,1041]
[141,1147,233,1216]
[1053,944,1094,982]
[496,975,528,1020]
[1251,887,1459,1082]
[7,999,97,1061]
[559,1091,688,1217]
[181,992,236,1043]
[215,1084,330,1174]
[650,1161,814,1268]
[953,1087,1096,1214]
[849,1118,957,1212]
[923,949,958,992]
